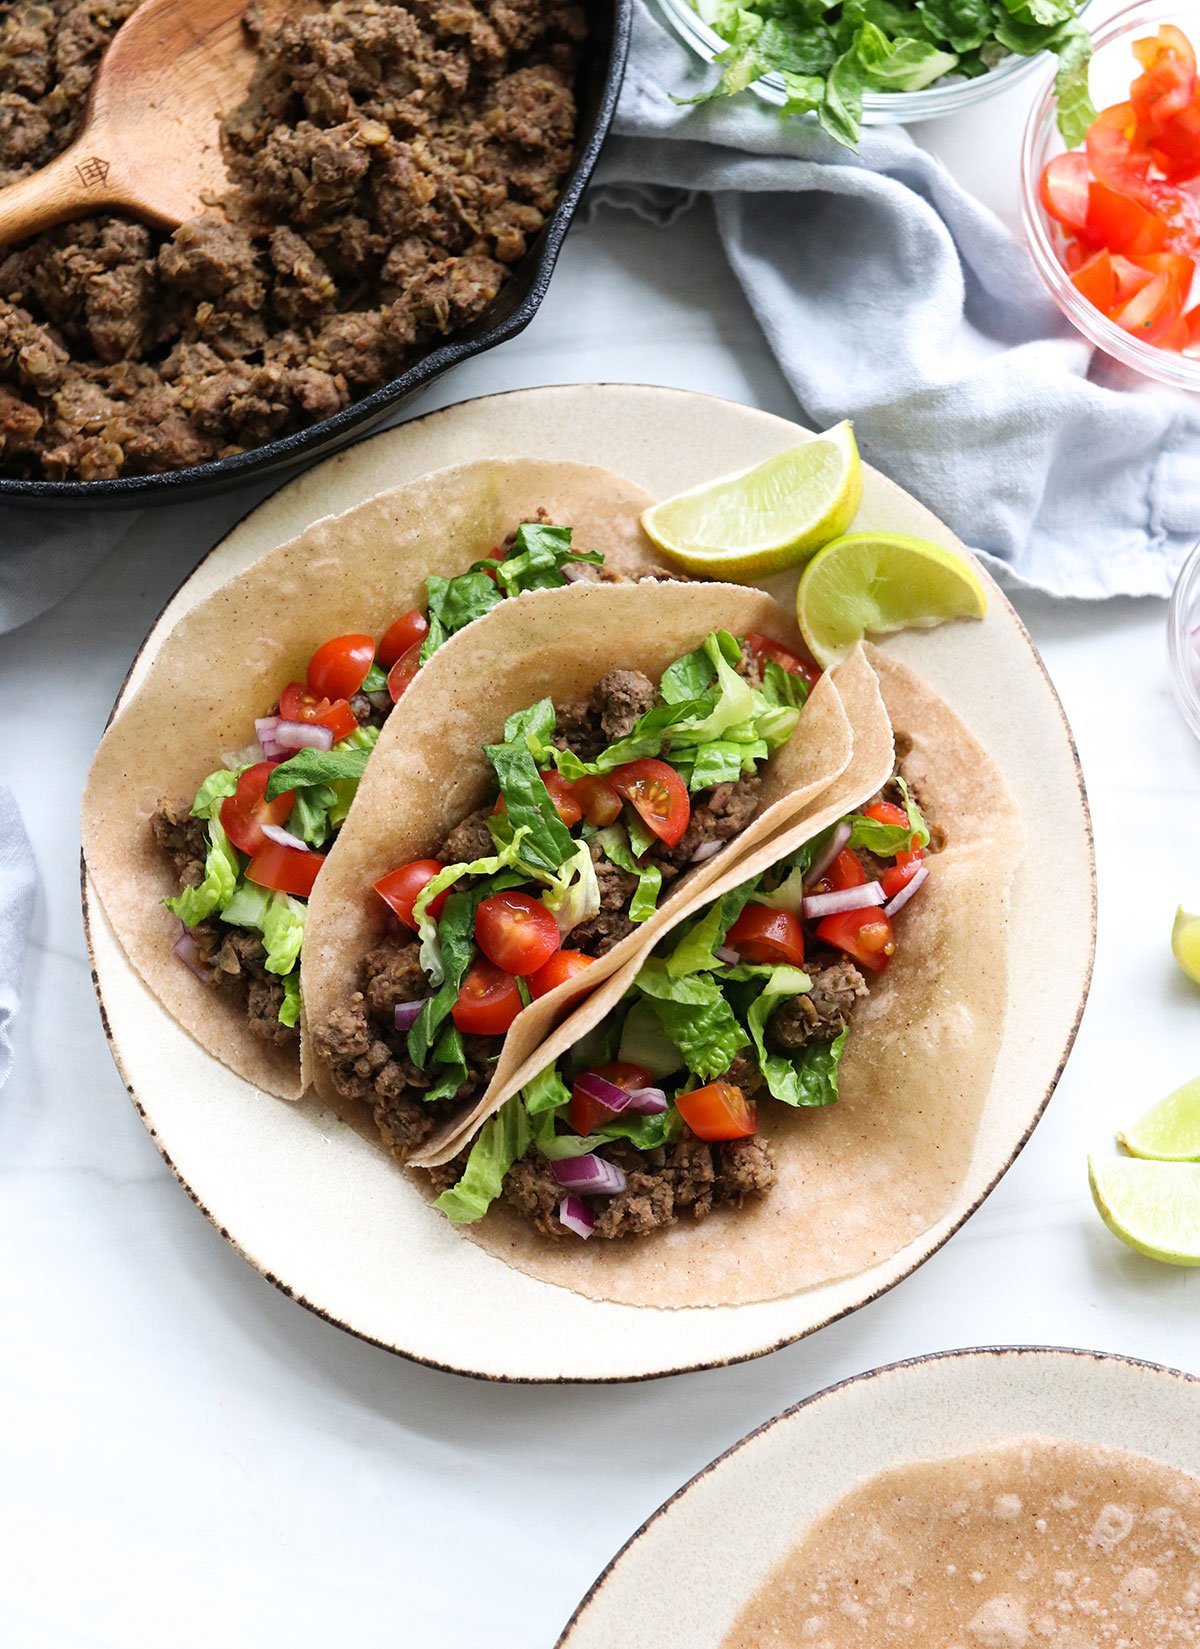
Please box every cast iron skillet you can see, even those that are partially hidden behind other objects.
[2,0,632,509]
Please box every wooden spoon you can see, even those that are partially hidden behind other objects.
[0,0,276,248]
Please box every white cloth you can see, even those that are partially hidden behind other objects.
[592,0,1200,597]
[0,784,35,1091]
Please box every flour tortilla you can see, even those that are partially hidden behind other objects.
[725,1436,1200,1647]
[303,580,856,1129]
[425,644,1023,1309]
[82,459,668,1101]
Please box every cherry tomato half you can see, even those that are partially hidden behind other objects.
[220,762,294,857]
[307,634,375,702]
[475,891,560,977]
[246,839,325,898]
[278,681,359,745]
[569,1061,652,1136]
[373,859,447,930]
[1114,269,1184,342]
[493,771,583,829]
[451,957,524,1037]
[377,609,429,670]
[815,907,896,974]
[726,904,805,966]
[573,774,623,829]
[676,1081,757,1141]
[609,758,691,849]
[744,630,822,689]
[528,949,595,1000]
[1085,182,1168,256]
[863,799,910,832]
[387,641,424,703]
[881,849,924,900]
[823,849,867,893]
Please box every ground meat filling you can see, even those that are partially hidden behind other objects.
[0,0,583,480]
[151,798,300,1047]
[767,955,869,1052]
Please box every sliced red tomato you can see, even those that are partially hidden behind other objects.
[1085,103,1150,194]
[1039,150,1091,232]
[881,849,924,900]
[246,839,325,898]
[1113,269,1184,343]
[493,771,583,829]
[1134,250,1195,304]
[477,557,502,584]
[1185,305,1200,349]
[676,1081,757,1142]
[220,762,294,857]
[1131,27,1196,130]
[569,1060,652,1136]
[863,799,910,832]
[387,641,424,703]
[1109,253,1157,303]
[1070,248,1118,311]
[475,891,560,977]
[1151,102,1200,181]
[1085,182,1168,256]
[745,630,821,689]
[377,608,428,670]
[609,758,690,849]
[815,907,895,974]
[1063,238,1088,274]
[726,904,805,966]
[373,859,446,929]
[307,634,375,702]
[573,774,623,829]
[528,949,595,1000]
[1159,314,1192,351]
[451,957,523,1036]
[823,849,867,892]
[278,681,359,745]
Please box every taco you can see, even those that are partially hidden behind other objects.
[82,459,672,1101]
[405,645,1023,1309]
[301,580,856,1166]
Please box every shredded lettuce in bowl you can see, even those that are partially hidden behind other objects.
[687,0,1095,149]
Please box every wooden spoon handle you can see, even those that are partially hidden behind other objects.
[0,143,127,247]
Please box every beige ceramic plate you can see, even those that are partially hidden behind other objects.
[558,1347,1200,1647]
[84,385,1095,1382]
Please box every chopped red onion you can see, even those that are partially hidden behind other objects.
[690,840,724,864]
[625,1086,669,1115]
[558,1196,595,1238]
[261,822,309,853]
[561,564,591,584]
[255,716,286,760]
[173,925,211,982]
[801,882,886,920]
[394,998,429,1033]
[804,821,852,888]
[715,944,741,965]
[884,862,929,917]
[275,719,334,753]
[550,1154,627,1195]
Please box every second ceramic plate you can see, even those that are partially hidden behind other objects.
[85,384,1095,1381]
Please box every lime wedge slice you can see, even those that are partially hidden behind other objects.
[640,422,862,579]
[1089,1156,1200,1266]
[1172,906,1200,985]
[1117,1075,1200,1162]
[796,531,988,669]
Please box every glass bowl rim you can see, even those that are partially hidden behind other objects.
[1169,537,1200,738]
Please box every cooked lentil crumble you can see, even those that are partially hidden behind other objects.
[0,0,584,480]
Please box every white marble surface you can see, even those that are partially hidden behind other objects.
[4,32,1200,1649]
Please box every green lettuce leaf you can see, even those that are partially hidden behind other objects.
[665,883,756,977]
[743,967,854,1110]
[592,825,662,923]
[434,1095,531,1224]
[262,892,306,977]
[634,958,748,1082]
[490,522,603,597]
[617,999,685,1077]
[265,746,371,799]
[1053,19,1096,149]
[486,729,577,877]
[191,768,241,820]
[165,815,240,928]
[279,972,302,1028]
[542,838,602,937]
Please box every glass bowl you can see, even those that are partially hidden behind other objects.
[656,0,1073,125]
[1169,537,1200,738]
[1021,0,1200,391]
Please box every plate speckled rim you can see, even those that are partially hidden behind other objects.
[83,384,1096,1383]
[557,1346,1200,1648]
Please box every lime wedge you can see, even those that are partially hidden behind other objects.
[640,422,862,579]
[1089,1156,1200,1266]
[796,531,988,669]
[1172,906,1200,985]
[1118,1075,1200,1162]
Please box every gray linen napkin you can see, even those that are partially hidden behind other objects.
[593,0,1200,598]
[0,784,35,1091]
